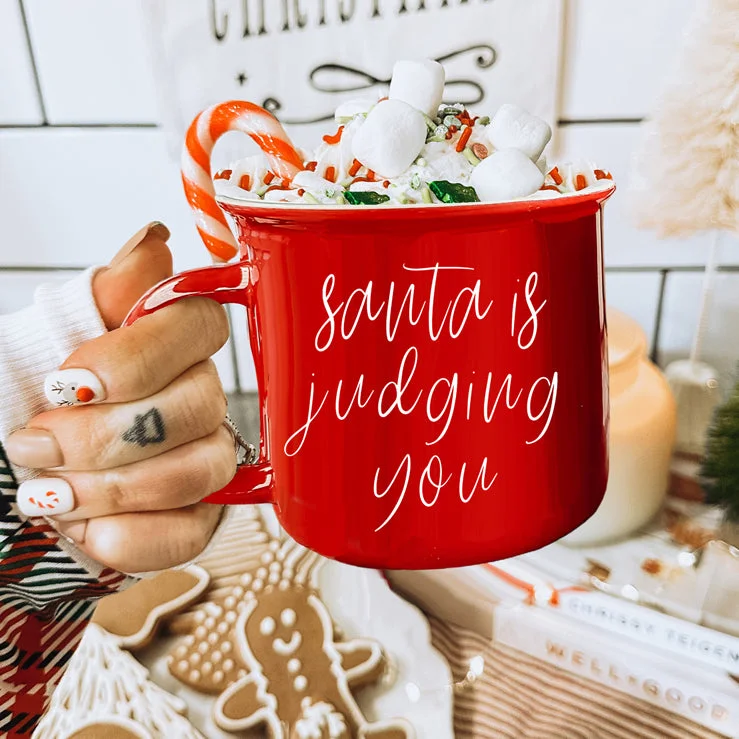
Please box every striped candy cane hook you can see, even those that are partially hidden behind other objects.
[181,101,305,262]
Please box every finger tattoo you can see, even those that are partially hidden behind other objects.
[122,408,166,447]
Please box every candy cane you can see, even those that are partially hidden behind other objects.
[181,101,305,261]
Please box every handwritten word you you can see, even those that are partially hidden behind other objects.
[210,0,493,39]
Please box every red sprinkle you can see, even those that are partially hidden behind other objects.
[264,184,290,194]
[348,159,362,176]
[549,167,563,185]
[306,161,318,172]
[449,125,458,134]
[214,169,232,180]
[324,166,337,183]
[297,189,306,196]
[540,185,561,192]
[456,126,473,153]
[351,177,375,184]
[322,126,345,145]
[378,96,388,102]
[594,169,613,180]
[263,171,275,185]
[367,170,376,181]
[575,174,587,191]
[238,174,251,190]
[383,180,391,188]
[445,131,453,140]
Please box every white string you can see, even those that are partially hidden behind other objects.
[690,230,722,366]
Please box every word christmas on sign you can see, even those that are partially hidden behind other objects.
[209,0,494,38]
[284,264,559,532]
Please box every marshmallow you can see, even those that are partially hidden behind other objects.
[488,104,552,161]
[470,148,545,202]
[335,98,376,122]
[352,99,427,179]
[389,59,445,118]
[292,170,341,197]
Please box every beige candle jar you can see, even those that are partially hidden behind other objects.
[563,309,677,546]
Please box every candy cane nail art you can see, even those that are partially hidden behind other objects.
[44,369,106,407]
[17,478,75,517]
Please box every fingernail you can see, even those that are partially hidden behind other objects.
[5,429,64,468]
[44,368,106,407]
[17,478,75,517]
[53,519,87,544]
[110,221,171,267]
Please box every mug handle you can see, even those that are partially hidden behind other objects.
[122,260,274,506]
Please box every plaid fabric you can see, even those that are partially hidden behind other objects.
[0,444,130,737]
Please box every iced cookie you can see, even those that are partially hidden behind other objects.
[169,506,272,633]
[66,717,150,739]
[33,624,204,739]
[212,558,414,738]
[92,565,209,649]
[168,539,322,693]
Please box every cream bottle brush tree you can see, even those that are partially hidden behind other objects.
[630,0,739,456]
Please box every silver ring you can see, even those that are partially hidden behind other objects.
[222,414,258,466]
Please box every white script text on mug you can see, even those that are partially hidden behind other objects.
[283,267,559,531]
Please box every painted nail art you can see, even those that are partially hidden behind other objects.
[17,478,75,517]
[44,368,106,407]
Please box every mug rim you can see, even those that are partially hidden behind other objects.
[216,182,616,217]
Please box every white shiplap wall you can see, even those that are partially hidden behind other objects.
[1,0,737,390]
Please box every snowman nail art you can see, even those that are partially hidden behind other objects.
[44,369,106,407]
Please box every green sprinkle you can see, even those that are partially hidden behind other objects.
[423,114,438,132]
[415,157,427,167]
[443,115,462,128]
[462,147,481,166]
[429,180,480,204]
[302,192,320,204]
[410,174,422,190]
[421,187,433,204]
[427,125,448,143]
[345,191,391,205]
[336,116,353,124]
[440,105,463,117]
[334,194,346,204]
[477,116,490,126]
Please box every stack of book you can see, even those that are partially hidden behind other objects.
[388,500,739,737]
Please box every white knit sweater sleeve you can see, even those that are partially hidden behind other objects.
[0,267,107,478]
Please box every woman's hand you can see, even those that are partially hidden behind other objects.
[6,223,235,573]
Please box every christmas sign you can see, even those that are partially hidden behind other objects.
[143,0,563,156]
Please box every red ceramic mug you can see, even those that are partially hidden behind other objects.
[126,187,615,569]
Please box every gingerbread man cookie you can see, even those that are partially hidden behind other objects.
[167,539,323,693]
[92,565,209,649]
[212,561,414,738]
